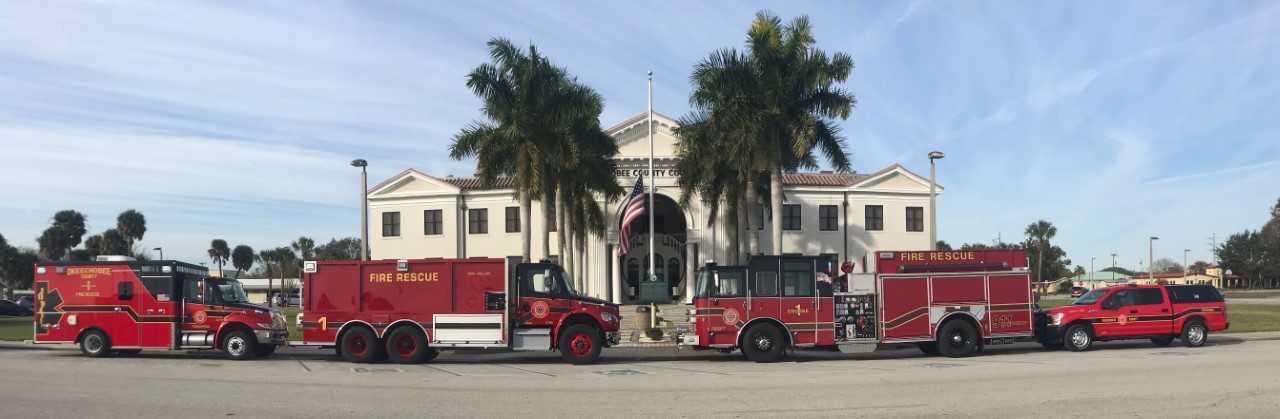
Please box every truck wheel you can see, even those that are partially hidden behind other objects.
[340,327,384,363]
[917,342,940,355]
[1182,320,1208,347]
[1064,324,1093,352]
[1151,336,1175,347]
[558,324,603,365]
[79,330,112,358]
[937,320,980,358]
[741,323,786,363]
[384,326,429,364]
[222,330,256,361]
[254,343,277,357]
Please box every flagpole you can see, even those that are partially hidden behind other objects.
[647,71,655,286]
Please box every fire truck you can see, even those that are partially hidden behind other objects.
[295,257,621,364]
[679,250,1035,362]
[33,257,287,359]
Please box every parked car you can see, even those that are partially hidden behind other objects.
[1038,284,1227,351]
[1070,287,1087,298]
[13,295,33,311]
[0,300,33,317]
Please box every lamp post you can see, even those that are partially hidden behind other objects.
[153,247,163,261]
[1148,236,1159,283]
[928,151,944,250]
[1090,256,1095,285]
[1183,248,1190,279]
[351,159,369,261]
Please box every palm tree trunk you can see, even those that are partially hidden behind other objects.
[738,189,750,263]
[728,199,740,265]
[542,189,554,260]
[577,231,586,292]
[556,190,566,264]
[745,184,757,257]
[770,163,784,255]
[520,192,532,262]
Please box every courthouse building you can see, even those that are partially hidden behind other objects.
[366,112,941,304]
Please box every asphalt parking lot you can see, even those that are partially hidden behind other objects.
[3,336,1279,418]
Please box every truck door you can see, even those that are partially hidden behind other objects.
[1095,289,1138,338]
[748,258,781,329]
[514,263,571,329]
[136,271,177,348]
[1130,288,1173,335]
[702,267,747,347]
[778,258,817,345]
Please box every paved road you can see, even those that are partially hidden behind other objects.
[2,337,1279,418]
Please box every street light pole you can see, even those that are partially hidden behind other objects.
[1184,248,1190,279]
[1090,256,1095,284]
[352,159,369,261]
[153,247,163,261]
[1110,253,1117,282]
[928,151,944,250]
[1148,236,1159,283]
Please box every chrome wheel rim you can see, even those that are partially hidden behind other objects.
[85,335,103,353]
[227,337,247,356]
[753,334,773,351]
[1188,326,1205,344]
[1070,329,1089,348]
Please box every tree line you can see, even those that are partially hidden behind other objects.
[938,219,1074,293]
[1216,198,1280,288]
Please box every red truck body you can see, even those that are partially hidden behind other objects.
[298,257,621,364]
[682,250,1035,360]
[1038,284,1227,350]
[32,259,286,359]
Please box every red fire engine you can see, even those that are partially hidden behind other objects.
[33,257,287,359]
[679,250,1035,361]
[296,257,621,364]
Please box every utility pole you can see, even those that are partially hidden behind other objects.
[1148,236,1159,283]
[1110,253,1117,282]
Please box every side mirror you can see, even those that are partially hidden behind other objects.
[118,282,133,300]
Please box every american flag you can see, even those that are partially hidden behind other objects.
[617,175,646,256]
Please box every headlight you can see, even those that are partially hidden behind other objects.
[1050,313,1064,326]
[601,312,618,323]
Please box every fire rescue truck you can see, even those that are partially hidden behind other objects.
[679,250,1035,362]
[295,257,621,364]
[33,256,287,360]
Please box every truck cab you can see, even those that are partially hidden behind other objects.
[1038,284,1227,351]
[34,258,286,360]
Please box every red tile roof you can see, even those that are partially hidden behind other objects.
[442,176,514,190]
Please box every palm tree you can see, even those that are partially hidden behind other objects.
[1025,220,1058,286]
[674,109,762,264]
[53,210,87,258]
[208,239,231,277]
[116,209,147,250]
[451,38,603,263]
[687,11,855,255]
[291,237,316,260]
[231,245,254,279]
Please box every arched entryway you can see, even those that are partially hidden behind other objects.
[619,193,688,304]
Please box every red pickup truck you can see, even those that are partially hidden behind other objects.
[1037,284,1227,351]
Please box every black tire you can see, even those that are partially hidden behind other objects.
[114,349,143,355]
[936,320,980,358]
[1064,324,1093,352]
[384,326,430,364]
[741,323,786,363]
[79,330,111,358]
[222,330,256,361]
[1182,320,1208,347]
[340,327,384,363]
[1151,336,1175,347]
[558,324,603,365]
[254,343,277,357]
[1041,341,1065,351]
[917,342,940,355]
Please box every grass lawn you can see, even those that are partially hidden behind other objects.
[283,307,301,341]
[0,316,31,341]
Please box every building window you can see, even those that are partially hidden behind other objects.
[505,206,520,233]
[382,212,400,237]
[906,207,924,232]
[818,205,839,231]
[424,210,442,235]
[865,205,883,231]
[782,204,802,231]
[468,208,488,234]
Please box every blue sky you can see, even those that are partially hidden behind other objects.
[2,1,1277,270]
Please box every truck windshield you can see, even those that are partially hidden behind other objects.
[555,266,580,297]
[693,269,710,298]
[1073,289,1106,305]
[206,279,250,304]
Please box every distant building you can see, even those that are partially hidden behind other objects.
[1070,271,1133,290]
[366,111,941,304]
[232,277,300,305]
